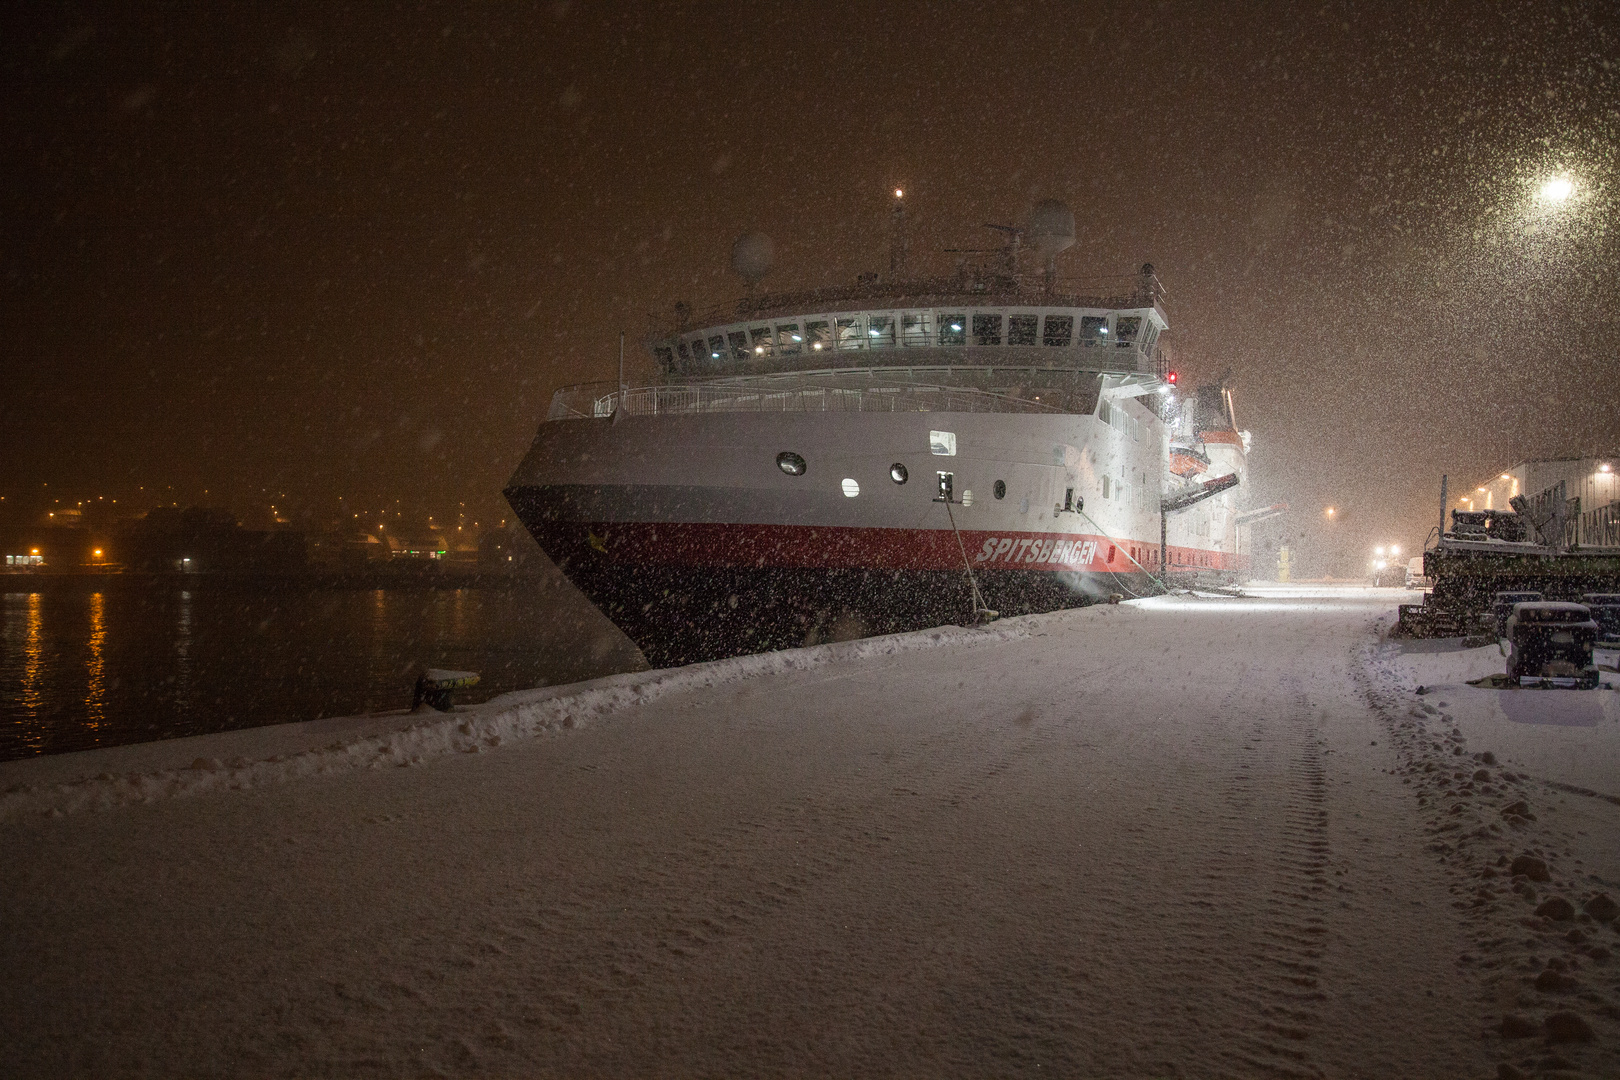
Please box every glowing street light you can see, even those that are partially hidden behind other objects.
[1538,176,1574,203]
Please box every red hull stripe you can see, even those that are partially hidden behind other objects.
[548,521,1247,574]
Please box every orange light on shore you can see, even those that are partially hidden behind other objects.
[93,549,103,557]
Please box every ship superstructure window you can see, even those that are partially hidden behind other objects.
[776,324,802,355]
[1080,315,1109,345]
[902,312,932,347]
[776,451,807,476]
[1102,475,1111,498]
[972,314,1002,345]
[805,320,832,352]
[676,341,690,363]
[867,315,896,348]
[728,331,749,361]
[841,478,860,498]
[938,314,966,346]
[655,345,676,367]
[994,480,1006,499]
[836,316,865,349]
[1043,315,1074,347]
[1008,314,1038,346]
[708,336,726,360]
[749,327,773,356]
[1114,316,1141,346]
[929,430,957,456]
[890,463,908,484]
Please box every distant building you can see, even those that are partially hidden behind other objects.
[1463,455,1619,549]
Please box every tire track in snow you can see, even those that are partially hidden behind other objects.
[1205,677,1330,1080]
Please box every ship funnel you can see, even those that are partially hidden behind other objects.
[730,232,775,289]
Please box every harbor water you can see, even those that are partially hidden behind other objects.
[0,579,645,762]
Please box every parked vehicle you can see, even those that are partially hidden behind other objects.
[1581,593,1620,646]
[1491,591,1544,638]
[1505,602,1599,688]
[1404,556,1431,590]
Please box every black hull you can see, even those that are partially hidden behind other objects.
[533,552,1150,669]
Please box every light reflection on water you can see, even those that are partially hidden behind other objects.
[85,593,106,729]
[0,584,644,762]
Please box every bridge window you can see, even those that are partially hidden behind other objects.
[1008,314,1038,346]
[655,345,675,368]
[727,331,749,361]
[1042,315,1073,347]
[709,336,727,361]
[902,312,932,346]
[938,314,966,346]
[1114,316,1141,346]
[868,315,896,349]
[676,341,690,363]
[749,326,773,357]
[1080,315,1109,345]
[805,320,832,353]
[776,324,802,355]
[836,316,865,349]
[972,313,1002,345]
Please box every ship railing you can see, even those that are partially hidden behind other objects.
[546,380,1063,421]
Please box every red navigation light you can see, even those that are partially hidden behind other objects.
[1166,370,1178,385]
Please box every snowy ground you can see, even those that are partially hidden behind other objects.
[2,584,1617,1078]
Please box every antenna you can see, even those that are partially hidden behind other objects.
[889,188,909,276]
[612,331,625,424]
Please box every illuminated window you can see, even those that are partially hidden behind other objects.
[1114,316,1141,345]
[836,316,865,349]
[749,326,773,357]
[867,315,895,349]
[1007,314,1038,346]
[1042,314,1073,347]
[901,312,932,347]
[775,324,802,355]
[938,314,966,346]
[708,336,727,361]
[804,320,832,352]
[972,313,1002,345]
[1079,315,1109,345]
[929,430,957,456]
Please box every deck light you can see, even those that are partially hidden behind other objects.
[1602,464,1613,474]
[1375,546,1385,556]
[1390,545,1401,556]
[1500,473,1511,480]
[894,188,903,198]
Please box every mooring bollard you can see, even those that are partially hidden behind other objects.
[412,669,481,711]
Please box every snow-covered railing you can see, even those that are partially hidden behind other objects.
[546,380,1062,422]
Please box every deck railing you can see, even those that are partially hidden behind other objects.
[546,379,1063,422]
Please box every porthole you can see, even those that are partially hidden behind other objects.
[993,479,1006,500]
[841,478,860,497]
[890,463,908,484]
[776,451,806,476]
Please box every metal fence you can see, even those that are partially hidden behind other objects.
[546,380,1063,422]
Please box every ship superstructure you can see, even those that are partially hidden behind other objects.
[506,200,1250,666]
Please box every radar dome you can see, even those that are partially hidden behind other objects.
[1025,199,1076,258]
[730,232,775,286]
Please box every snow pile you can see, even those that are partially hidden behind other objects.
[0,615,1040,824]
[1356,628,1620,1077]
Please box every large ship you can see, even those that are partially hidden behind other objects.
[506,197,1252,667]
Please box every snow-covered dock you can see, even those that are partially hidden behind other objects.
[3,585,1618,1077]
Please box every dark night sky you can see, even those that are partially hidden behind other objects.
[3,1,1616,566]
